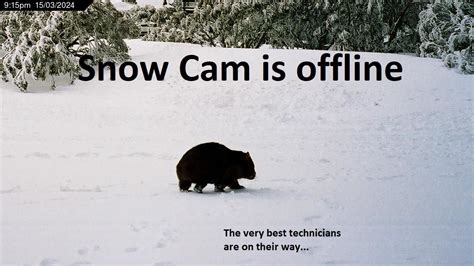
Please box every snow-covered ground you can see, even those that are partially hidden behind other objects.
[1,40,472,265]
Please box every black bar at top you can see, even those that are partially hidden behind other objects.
[1,0,94,11]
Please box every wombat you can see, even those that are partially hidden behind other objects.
[176,142,256,193]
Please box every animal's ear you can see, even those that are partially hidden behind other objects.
[246,152,251,159]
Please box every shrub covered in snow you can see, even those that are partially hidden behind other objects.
[418,3,456,58]
[0,2,140,91]
[418,2,473,74]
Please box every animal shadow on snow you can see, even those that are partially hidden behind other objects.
[182,187,277,198]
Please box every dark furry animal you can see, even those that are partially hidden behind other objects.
[176,142,256,193]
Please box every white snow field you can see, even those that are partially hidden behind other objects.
[1,40,472,265]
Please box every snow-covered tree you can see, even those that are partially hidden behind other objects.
[0,13,7,44]
[418,3,454,58]
[188,3,236,47]
[228,3,274,48]
[0,12,78,90]
[418,2,473,74]
[268,2,330,50]
[142,0,445,56]
[326,1,386,52]
[0,2,139,92]
[143,5,188,43]
[125,4,159,24]
[381,0,422,53]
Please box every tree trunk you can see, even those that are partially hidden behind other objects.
[387,3,412,45]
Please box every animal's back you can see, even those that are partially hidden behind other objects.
[176,142,231,181]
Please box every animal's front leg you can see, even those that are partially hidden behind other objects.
[228,179,245,190]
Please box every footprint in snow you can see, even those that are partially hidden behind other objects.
[75,152,99,158]
[304,215,322,221]
[77,245,100,256]
[378,175,402,180]
[155,242,165,249]
[323,259,357,264]
[78,248,88,255]
[39,258,60,266]
[0,186,20,194]
[305,245,323,255]
[153,262,174,266]
[367,175,402,181]
[26,152,50,158]
[128,152,153,158]
[60,186,102,192]
[321,198,343,210]
[157,154,175,160]
[71,261,91,266]
[125,247,138,253]
[130,222,149,232]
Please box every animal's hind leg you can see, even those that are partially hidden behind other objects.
[194,183,207,193]
[179,180,192,192]
[214,183,226,192]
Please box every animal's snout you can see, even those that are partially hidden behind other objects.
[249,172,256,180]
